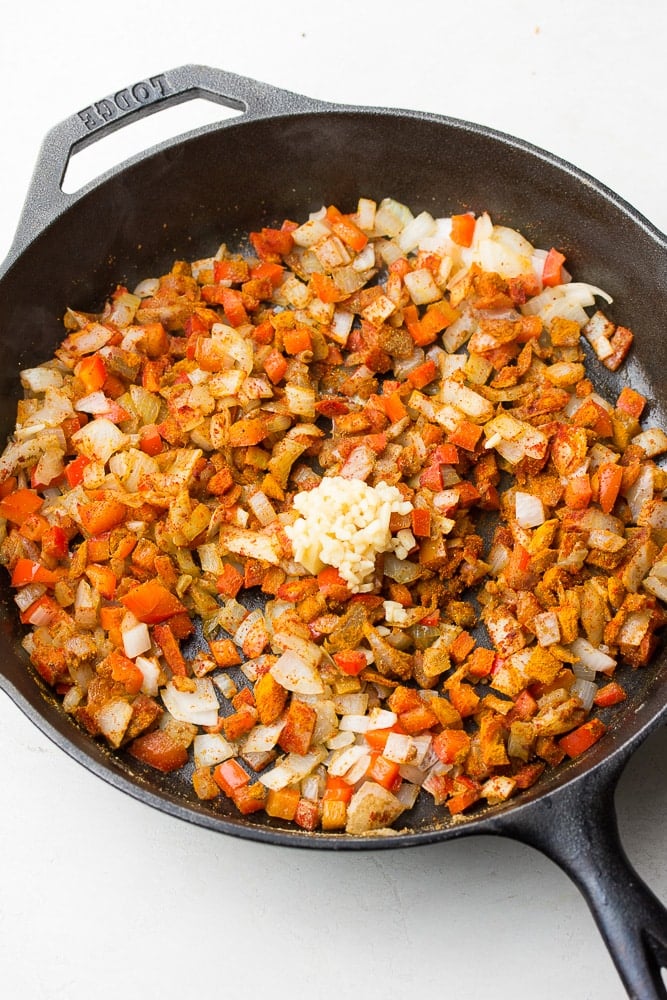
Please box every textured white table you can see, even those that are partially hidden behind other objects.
[0,3,665,998]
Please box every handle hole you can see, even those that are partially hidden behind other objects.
[61,98,242,194]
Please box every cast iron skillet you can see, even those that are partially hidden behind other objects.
[0,65,666,998]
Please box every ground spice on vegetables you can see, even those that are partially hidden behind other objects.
[2,196,666,833]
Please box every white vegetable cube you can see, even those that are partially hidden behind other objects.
[533,611,561,647]
[514,491,546,528]
[122,621,151,659]
[404,268,442,305]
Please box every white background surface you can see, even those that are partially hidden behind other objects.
[0,2,666,998]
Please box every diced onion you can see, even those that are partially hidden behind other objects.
[568,637,617,674]
[270,649,325,695]
[515,491,546,528]
[161,679,220,726]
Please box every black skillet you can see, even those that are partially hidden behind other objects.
[0,65,665,999]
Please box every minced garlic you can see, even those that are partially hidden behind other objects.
[285,477,414,593]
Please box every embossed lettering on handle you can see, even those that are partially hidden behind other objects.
[77,74,171,132]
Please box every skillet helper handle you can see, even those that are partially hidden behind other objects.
[503,764,667,999]
[10,64,318,259]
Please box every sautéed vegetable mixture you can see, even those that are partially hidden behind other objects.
[2,197,666,834]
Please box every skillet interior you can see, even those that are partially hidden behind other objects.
[1,107,666,845]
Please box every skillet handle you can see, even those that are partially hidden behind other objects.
[8,64,321,261]
[501,757,667,999]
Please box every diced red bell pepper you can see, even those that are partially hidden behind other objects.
[594,681,627,708]
[18,512,49,541]
[558,718,606,758]
[216,564,244,599]
[139,424,163,456]
[0,488,43,525]
[231,783,267,815]
[419,462,443,491]
[399,703,439,735]
[415,299,460,343]
[323,774,354,803]
[109,649,143,695]
[616,386,646,419]
[411,508,431,537]
[249,228,295,262]
[433,729,471,765]
[220,287,249,327]
[278,699,317,755]
[325,205,368,252]
[598,462,623,515]
[332,649,367,676]
[283,326,312,355]
[11,558,59,588]
[382,391,408,423]
[447,779,481,815]
[153,623,188,676]
[79,498,127,536]
[564,473,592,510]
[214,258,250,284]
[450,213,476,247]
[310,272,348,304]
[294,797,320,830]
[263,349,288,385]
[542,247,566,287]
[41,524,68,561]
[366,753,401,791]
[407,359,437,389]
[75,355,107,393]
[317,566,350,601]
[213,758,250,797]
[85,563,116,600]
[448,421,483,452]
[64,454,91,488]
[128,730,189,772]
[120,579,187,624]
[250,261,285,286]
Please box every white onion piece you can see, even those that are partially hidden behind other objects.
[270,649,324,695]
[122,621,151,659]
[330,308,354,345]
[394,781,420,810]
[328,743,369,777]
[338,714,371,733]
[20,367,64,393]
[259,751,325,790]
[233,609,263,647]
[397,211,436,253]
[242,721,286,753]
[96,699,133,749]
[333,692,368,716]
[135,655,161,697]
[75,391,112,414]
[626,465,655,522]
[569,637,617,674]
[161,679,219,726]
[571,678,597,712]
[13,582,46,612]
[193,733,235,767]
[213,671,238,699]
[367,707,398,730]
[71,418,128,464]
[326,730,356,750]
[515,491,546,528]
[383,732,416,764]
[133,277,160,298]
